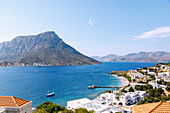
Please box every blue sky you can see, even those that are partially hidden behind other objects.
[0,0,170,56]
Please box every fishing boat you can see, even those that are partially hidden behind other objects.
[47,91,55,97]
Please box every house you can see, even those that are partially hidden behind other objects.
[0,96,32,113]
[119,106,132,113]
[99,91,146,107]
[67,98,92,110]
[132,101,170,113]
[148,72,156,76]
[67,98,112,113]
[149,81,159,89]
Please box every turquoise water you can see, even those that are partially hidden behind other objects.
[0,62,156,107]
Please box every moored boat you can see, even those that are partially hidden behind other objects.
[47,91,55,97]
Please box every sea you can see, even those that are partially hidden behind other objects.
[0,62,156,107]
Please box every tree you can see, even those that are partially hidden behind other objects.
[148,89,156,97]
[143,67,148,70]
[127,75,131,82]
[36,101,65,113]
[146,84,153,89]
[153,98,160,102]
[104,90,111,93]
[129,87,134,92]
[75,108,93,113]
[62,109,74,113]
[137,100,145,105]
[166,82,170,91]
[36,108,48,113]
[157,88,164,95]
[161,95,169,101]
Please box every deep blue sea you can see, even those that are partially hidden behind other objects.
[0,62,156,107]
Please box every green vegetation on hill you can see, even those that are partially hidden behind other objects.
[135,84,153,91]
[137,88,170,105]
[36,101,93,113]
[75,108,93,113]
[36,101,65,113]
[110,71,131,82]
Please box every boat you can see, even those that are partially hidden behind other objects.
[47,91,55,97]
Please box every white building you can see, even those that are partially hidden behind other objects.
[67,98,92,110]
[98,91,146,107]
[67,91,146,113]
[127,70,144,80]
[0,96,32,113]
[67,98,113,113]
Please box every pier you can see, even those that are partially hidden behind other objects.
[88,85,121,89]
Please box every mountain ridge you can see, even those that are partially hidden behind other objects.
[0,31,101,66]
[91,51,170,62]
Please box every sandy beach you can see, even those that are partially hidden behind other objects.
[111,74,129,87]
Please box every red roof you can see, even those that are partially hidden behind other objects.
[0,96,30,107]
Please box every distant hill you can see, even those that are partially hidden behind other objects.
[0,31,101,66]
[91,51,170,62]
[92,54,119,62]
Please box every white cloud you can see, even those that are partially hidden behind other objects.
[88,18,93,27]
[134,26,170,40]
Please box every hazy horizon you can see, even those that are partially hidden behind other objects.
[0,0,170,56]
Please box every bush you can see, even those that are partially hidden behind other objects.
[153,98,160,102]
[137,100,145,105]
[157,88,164,95]
[137,87,169,105]
[36,108,48,113]
[62,109,74,113]
[143,67,148,70]
[166,82,170,91]
[36,101,65,113]
[161,95,169,101]
[104,90,111,93]
[121,89,127,92]
[135,84,153,91]
[75,108,93,113]
[129,87,134,92]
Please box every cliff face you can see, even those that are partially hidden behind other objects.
[92,51,170,62]
[0,31,101,66]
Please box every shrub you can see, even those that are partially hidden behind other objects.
[36,101,65,113]
[129,87,134,92]
[62,109,74,113]
[104,90,111,93]
[75,108,93,113]
[161,95,169,101]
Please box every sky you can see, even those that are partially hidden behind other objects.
[0,0,170,56]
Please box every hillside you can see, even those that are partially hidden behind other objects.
[0,31,101,66]
[92,51,170,62]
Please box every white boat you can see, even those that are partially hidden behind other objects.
[47,91,55,97]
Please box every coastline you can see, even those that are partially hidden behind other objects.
[111,74,129,87]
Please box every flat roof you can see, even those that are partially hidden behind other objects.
[67,98,92,104]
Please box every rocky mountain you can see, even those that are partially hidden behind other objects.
[92,51,170,62]
[0,31,101,66]
[92,54,119,62]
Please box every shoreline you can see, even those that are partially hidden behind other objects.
[111,74,129,87]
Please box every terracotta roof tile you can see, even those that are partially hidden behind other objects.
[132,102,170,113]
[0,96,30,107]
[151,102,170,113]
[132,102,162,113]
